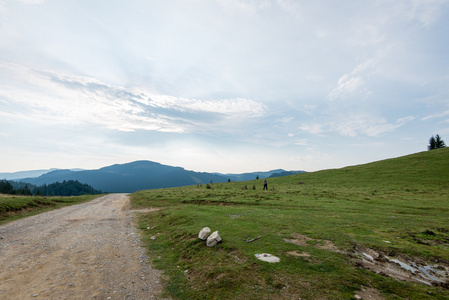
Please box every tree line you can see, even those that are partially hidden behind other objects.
[0,180,32,195]
[0,179,102,196]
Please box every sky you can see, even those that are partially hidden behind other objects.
[1,0,449,174]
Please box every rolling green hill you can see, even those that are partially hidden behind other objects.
[131,148,449,299]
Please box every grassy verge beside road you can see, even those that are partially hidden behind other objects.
[0,194,103,225]
[131,148,449,299]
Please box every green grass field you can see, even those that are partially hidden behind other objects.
[131,148,449,299]
[0,194,103,225]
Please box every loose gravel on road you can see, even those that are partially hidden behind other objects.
[0,194,167,300]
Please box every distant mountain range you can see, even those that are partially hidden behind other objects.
[0,168,84,180]
[4,161,304,193]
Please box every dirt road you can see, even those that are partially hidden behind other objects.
[0,194,166,300]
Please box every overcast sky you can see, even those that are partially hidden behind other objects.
[1,0,448,173]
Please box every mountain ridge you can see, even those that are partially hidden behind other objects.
[13,160,304,193]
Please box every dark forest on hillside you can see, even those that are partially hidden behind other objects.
[1,180,101,196]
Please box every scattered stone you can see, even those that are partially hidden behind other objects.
[150,236,156,240]
[255,253,280,263]
[363,253,375,263]
[206,231,221,247]
[198,227,211,240]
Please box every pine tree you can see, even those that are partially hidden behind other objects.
[428,135,436,150]
[428,134,446,150]
[435,134,446,149]
[0,180,14,194]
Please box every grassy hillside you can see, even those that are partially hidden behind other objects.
[0,194,103,225]
[131,148,449,299]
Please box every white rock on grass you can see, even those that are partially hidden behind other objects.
[255,253,280,263]
[198,227,211,240]
[206,231,221,247]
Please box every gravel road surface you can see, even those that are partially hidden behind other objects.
[0,194,166,300]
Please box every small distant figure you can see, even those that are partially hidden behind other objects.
[263,179,268,190]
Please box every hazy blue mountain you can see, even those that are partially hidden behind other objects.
[0,168,84,180]
[18,161,229,193]
[268,170,306,178]
[16,161,305,193]
[0,169,59,180]
[214,169,305,181]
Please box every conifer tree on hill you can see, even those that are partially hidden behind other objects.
[428,134,446,150]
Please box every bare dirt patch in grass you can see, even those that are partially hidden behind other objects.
[352,245,449,289]
[284,233,449,289]
[283,232,314,246]
[284,232,340,251]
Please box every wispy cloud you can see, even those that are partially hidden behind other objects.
[328,76,365,101]
[328,60,376,101]
[300,115,414,137]
[299,123,325,135]
[361,116,415,136]
[421,110,449,121]
[0,62,266,133]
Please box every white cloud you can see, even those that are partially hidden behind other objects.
[294,139,308,146]
[299,124,324,135]
[0,62,266,133]
[421,110,449,120]
[328,76,365,100]
[300,115,414,137]
[143,94,265,118]
[328,60,376,100]
[361,116,414,136]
